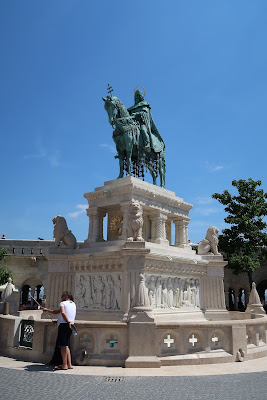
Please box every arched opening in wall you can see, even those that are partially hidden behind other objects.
[33,285,44,306]
[229,288,235,311]
[257,280,267,313]
[237,288,245,312]
[170,221,175,245]
[20,285,30,309]
[103,214,107,241]
[20,279,44,310]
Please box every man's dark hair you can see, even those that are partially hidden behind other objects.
[62,291,74,301]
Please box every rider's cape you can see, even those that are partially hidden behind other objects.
[128,101,165,153]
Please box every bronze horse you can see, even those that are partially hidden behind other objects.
[103,95,165,188]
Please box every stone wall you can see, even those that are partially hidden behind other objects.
[0,312,267,366]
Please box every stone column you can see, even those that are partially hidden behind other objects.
[120,203,130,240]
[85,207,106,243]
[149,210,169,245]
[173,217,190,248]
[165,219,172,244]
[244,289,250,308]
[200,255,229,320]
[142,211,151,242]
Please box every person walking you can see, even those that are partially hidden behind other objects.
[42,291,76,370]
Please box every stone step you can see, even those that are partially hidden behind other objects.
[160,350,233,365]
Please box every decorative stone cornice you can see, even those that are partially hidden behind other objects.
[69,258,123,272]
[84,177,193,217]
[145,259,206,275]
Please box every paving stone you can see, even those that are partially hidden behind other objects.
[1,366,267,400]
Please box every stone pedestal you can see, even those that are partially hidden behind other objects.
[125,311,160,368]
[200,255,229,320]
[83,176,193,245]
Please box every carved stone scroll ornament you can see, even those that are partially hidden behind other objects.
[198,226,220,255]
[52,215,77,249]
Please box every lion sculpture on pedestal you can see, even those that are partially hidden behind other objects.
[126,201,144,242]
[198,226,220,255]
[52,215,77,249]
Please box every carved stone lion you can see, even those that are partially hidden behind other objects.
[126,201,144,241]
[198,226,220,255]
[52,215,77,249]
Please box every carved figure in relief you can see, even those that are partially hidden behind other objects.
[105,275,114,309]
[145,275,200,310]
[85,276,94,307]
[126,201,144,241]
[52,216,77,249]
[155,277,162,308]
[195,279,200,307]
[113,274,121,309]
[148,275,156,306]
[167,277,174,307]
[173,278,180,307]
[181,279,190,306]
[76,275,86,308]
[189,278,197,306]
[198,226,220,255]
[162,279,168,308]
[93,276,104,307]
[149,289,155,308]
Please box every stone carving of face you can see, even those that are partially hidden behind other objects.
[131,201,141,213]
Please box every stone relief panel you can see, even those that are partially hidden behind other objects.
[145,275,200,310]
[75,273,122,311]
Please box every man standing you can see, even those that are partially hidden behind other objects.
[42,291,76,370]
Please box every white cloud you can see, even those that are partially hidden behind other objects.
[24,136,62,167]
[68,204,87,218]
[212,165,223,172]
[195,197,213,205]
[48,150,61,167]
[99,143,117,154]
[204,161,224,172]
[195,207,222,217]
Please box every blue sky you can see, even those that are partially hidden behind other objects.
[1,1,267,244]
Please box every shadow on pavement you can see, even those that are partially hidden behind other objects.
[24,364,54,372]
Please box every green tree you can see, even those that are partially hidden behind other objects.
[0,248,13,286]
[212,179,267,288]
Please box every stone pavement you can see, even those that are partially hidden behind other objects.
[1,356,267,399]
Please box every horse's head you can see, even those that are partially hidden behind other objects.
[103,96,119,126]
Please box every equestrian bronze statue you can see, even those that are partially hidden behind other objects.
[103,87,166,188]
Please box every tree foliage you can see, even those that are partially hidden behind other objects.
[212,178,267,287]
[0,248,13,286]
